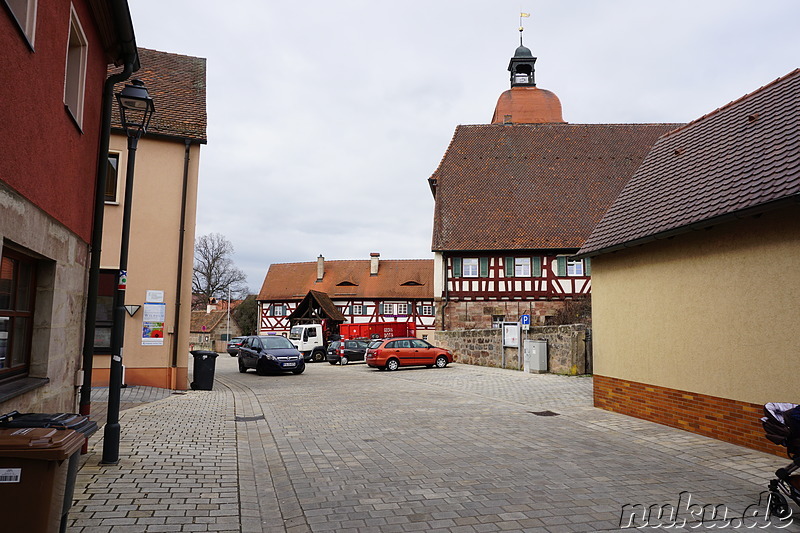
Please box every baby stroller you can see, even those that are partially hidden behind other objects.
[761,402,800,518]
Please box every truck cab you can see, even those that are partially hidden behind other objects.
[288,324,327,362]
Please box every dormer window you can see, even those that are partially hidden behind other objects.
[336,281,357,287]
[401,280,422,286]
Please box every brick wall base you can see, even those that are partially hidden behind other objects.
[594,375,786,456]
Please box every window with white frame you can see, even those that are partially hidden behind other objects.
[515,257,531,277]
[567,260,584,276]
[272,304,286,316]
[382,303,393,315]
[421,305,433,316]
[396,303,408,315]
[64,6,88,127]
[462,258,479,277]
[4,0,37,46]
[352,304,362,315]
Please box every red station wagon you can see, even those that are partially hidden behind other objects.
[365,337,453,371]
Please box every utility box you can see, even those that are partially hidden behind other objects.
[524,339,548,373]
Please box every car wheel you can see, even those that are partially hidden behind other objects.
[386,358,399,371]
[341,356,349,365]
[435,355,448,368]
[238,359,247,373]
[312,350,325,362]
[292,366,305,375]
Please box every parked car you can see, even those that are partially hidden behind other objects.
[327,339,369,365]
[226,336,246,356]
[365,337,453,371]
[237,335,305,375]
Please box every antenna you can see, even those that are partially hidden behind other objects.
[519,11,530,46]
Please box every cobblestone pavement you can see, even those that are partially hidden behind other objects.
[67,357,797,532]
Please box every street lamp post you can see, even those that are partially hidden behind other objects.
[101,79,155,465]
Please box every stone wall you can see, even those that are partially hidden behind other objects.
[434,324,591,375]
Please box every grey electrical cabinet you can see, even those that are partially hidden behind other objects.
[523,339,548,373]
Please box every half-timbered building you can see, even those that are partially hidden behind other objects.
[429,42,681,329]
[257,254,436,339]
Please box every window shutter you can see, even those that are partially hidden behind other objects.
[504,257,514,277]
[479,257,489,277]
[584,257,591,276]
[556,256,567,277]
[452,257,461,277]
[533,256,542,277]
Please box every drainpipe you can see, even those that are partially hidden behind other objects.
[79,62,134,416]
[79,1,139,416]
[440,255,449,331]
[170,139,192,381]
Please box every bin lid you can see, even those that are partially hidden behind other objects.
[0,412,99,438]
[0,427,84,460]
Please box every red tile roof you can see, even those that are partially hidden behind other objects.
[430,123,681,251]
[579,69,800,256]
[109,48,207,142]
[190,310,226,333]
[257,259,433,301]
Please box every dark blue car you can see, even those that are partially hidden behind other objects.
[237,335,305,375]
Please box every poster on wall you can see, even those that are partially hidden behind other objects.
[502,322,520,347]
[142,302,166,345]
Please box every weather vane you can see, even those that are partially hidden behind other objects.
[519,11,530,46]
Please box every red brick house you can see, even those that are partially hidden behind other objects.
[257,254,436,338]
[429,43,680,330]
[0,1,138,412]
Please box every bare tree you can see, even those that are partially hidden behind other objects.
[192,233,248,308]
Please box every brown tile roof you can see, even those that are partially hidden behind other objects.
[190,310,226,333]
[430,123,681,251]
[257,259,433,301]
[109,48,207,142]
[579,69,800,256]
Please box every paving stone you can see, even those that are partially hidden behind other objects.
[67,358,793,532]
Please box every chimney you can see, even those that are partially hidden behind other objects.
[370,252,380,276]
[316,254,324,281]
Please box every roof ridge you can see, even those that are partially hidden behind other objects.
[662,68,800,139]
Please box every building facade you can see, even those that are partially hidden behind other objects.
[579,69,800,455]
[257,254,436,339]
[429,43,679,330]
[0,0,137,412]
[93,48,207,390]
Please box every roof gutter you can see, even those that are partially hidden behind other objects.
[574,195,800,260]
[79,0,139,416]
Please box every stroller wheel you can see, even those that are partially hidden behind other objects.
[768,491,791,519]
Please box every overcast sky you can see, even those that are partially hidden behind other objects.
[127,1,799,293]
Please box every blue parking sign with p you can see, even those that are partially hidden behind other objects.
[520,314,530,325]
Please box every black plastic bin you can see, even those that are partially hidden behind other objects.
[0,412,98,533]
[190,350,219,390]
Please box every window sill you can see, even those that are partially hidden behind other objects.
[0,376,50,404]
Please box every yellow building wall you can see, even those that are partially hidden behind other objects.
[592,204,800,405]
[95,134,200,390]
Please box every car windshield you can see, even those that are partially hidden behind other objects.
[260,336,293,349]
[288,327,302,340]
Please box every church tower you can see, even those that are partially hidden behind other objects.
[491,24,565,124]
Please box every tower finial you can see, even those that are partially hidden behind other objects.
[519,11,530,46]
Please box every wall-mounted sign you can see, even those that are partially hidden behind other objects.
[142,302,166,345]
[503,322,520,347]
[146,290,164,303]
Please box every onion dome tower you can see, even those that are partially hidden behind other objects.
[491,22,565,124]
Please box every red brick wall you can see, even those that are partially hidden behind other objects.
[594,375,786,456]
